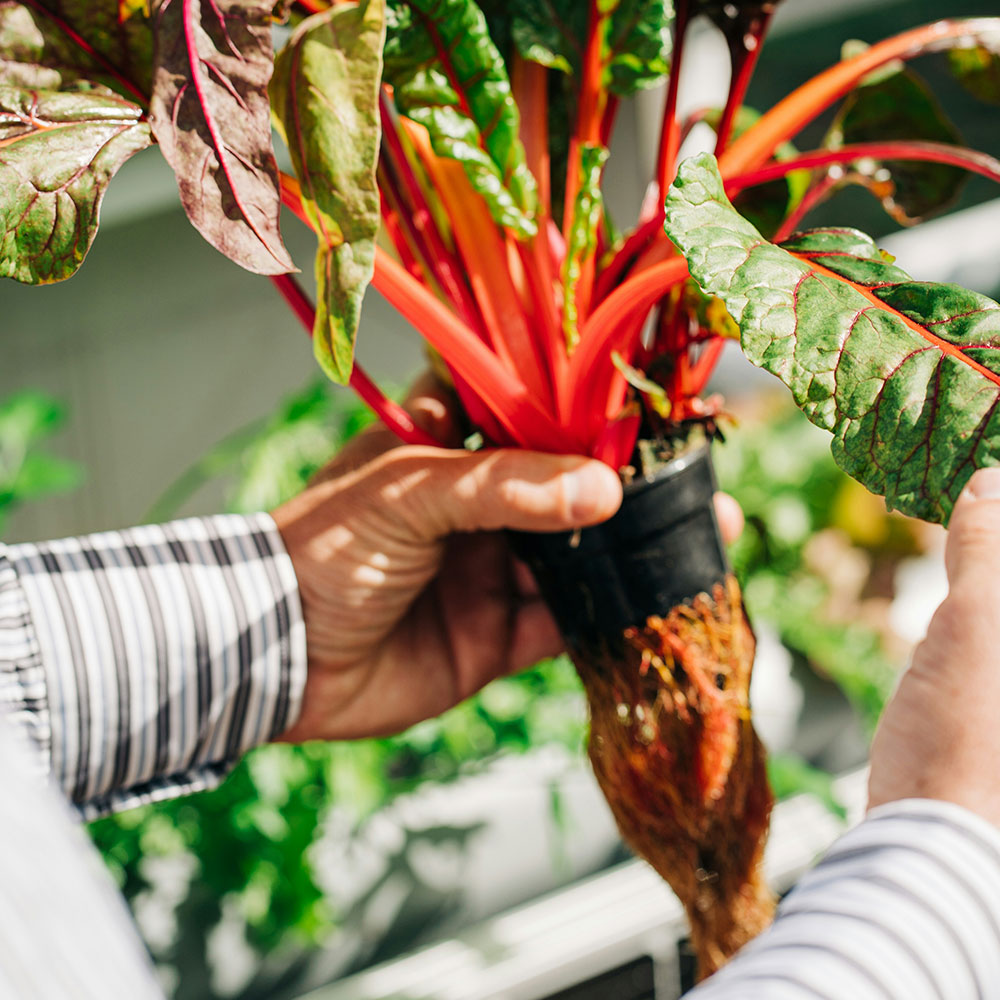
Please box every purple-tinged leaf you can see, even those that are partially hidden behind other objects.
[149,0,292,275]
[0,86,151,283]
[270,0,384,385]
[827,60,965,225]
[665,153,1000,524]
[0,1,152,100]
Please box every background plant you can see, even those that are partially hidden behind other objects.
[0,390,81,534]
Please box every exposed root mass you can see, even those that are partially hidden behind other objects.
[573,575,774,978]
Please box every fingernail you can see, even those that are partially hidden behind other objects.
[966,467,1000,501]
[564,462,622,522]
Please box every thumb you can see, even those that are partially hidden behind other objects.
[945,467,1000,588]
[371,447,624,538]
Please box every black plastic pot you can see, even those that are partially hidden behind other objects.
[508,442,729,658]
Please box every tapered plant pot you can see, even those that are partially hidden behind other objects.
[510,439,775,979]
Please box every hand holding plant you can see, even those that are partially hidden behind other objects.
[869,468,1000,830]
[6,0,1000,980]
[272,378,623,743]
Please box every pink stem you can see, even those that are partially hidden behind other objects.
[725,140,1000,195]
[772,174,839,243]
[269,272,442,448]
[713,10,774,156]
[654,0,691,205]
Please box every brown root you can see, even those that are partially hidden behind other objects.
[572,575,774,979]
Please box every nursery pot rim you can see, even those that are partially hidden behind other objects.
[508,438,730,656]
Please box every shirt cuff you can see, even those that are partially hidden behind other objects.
[689,798,1000,999]
[0,513,307,819]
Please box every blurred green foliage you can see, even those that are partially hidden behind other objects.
[714,403,908,732]
[0,390,82,535]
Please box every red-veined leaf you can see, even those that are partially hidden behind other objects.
[271,0,384,384]
[383,0,537,238]
[0,85,151,282]
[149,0,292,275]
[665,153,1000,524]
[0,1,152,100]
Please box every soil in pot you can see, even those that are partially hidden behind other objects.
[510,435,774,978]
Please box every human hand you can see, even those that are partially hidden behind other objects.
[868,467,1000,827]
[272,379,743,743]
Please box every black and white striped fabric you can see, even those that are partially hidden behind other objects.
[692,799,1000,999]
[2,514,1000,999]
[0,513,305,819]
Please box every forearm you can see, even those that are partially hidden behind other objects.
[688,799,1000,999]
[0,514,307,818]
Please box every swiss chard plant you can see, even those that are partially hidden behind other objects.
[4,0,1000,980]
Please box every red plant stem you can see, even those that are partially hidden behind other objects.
[687,337,726,398]
[379,95,483,329]
[24,0,147,106]
[570,257,689,437]
[680,107,713,147]
[513,56,551,217]
[373,248,580,452]
[278,174,555,451]
[576,256,689,378]
[563,0,608,237]
[600,96,621,147]
[517,236,571,421]
[269,273,441,448]
[655,0,691,204]
[719,18,1000,177]
[713,10,774,156]
[378,183,425,282]
[509,55,569,413]
[725,140,1000,195]
[772,174,838,243]
[593,211,666,304]
[404,125,555,409]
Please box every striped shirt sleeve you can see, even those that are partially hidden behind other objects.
[0,513,307,819]
[689,798,1000,999]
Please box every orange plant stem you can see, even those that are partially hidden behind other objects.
[719,18,1000,177]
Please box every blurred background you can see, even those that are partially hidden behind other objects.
[2,0,998,998]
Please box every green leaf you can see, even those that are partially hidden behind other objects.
[271,0,385,384]
[707,105,808,239]
[509,0,672,96]
[0,85,151,283]
[0,390,81,527]
[665,153,1000,525]
[0,1,152,99]
[509,0,584,76]
[949,43,1000,106]
[9,450,80,500]
[384,0,537,238]
[561,143,607,351]
[603,0,673,95]
[828,61,966,225]
[149,0,293,275]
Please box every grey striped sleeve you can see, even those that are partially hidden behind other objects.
[688,798,1000,999]
[0,513,307,819]
[0,711,164,999]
